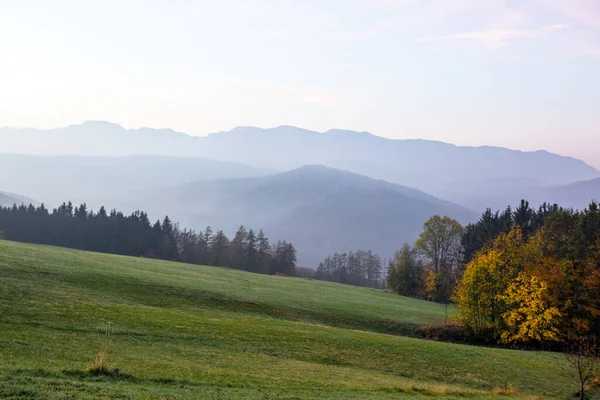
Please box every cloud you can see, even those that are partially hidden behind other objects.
[418,24,569,50]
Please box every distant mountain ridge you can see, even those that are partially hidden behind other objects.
[142,165,478,266]
[1,122,598,211]
[0,191,38,207]
[0,153,272,210]
[525,178,600,211]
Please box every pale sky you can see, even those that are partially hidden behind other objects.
[1,0,599,168]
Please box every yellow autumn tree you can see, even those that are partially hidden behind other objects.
[455,227,530,333]
[499,273,561,344]
[454,249,503,334]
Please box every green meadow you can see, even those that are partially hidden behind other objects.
[0,240,575,399]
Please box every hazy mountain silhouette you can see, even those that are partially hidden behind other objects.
[528,178,600,210]
[1,122,596,211]
[199,126,599,205]
[441,177,600,212]
[0,191,37,207]
[0,121,193,157]
[0,153,272,209]
[143,165,477,266]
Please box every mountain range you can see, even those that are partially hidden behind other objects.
[1,122,597,210]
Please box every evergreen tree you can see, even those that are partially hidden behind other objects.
[256,230,271,274]
[199,226,213,265]
[245,229,258,272]
[210,230,230,267]
[271,241,297,276]
[387,244,424,297]
[160,216,176,260]
[513,200,534,237]
[229,225,248,269]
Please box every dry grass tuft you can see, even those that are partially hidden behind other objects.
[492,382,520,396]
[88,322,119,376]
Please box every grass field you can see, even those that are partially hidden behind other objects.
[0,240,579,399]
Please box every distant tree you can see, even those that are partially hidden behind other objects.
[229,225,248,269]
[387,244,424,297]
[200,226,213,265]
[178,228,200,264]
[316,260,330,281]
[245,229,258,272]
[415,215,463,302]
[513,200,535,237]
[271,241,297,276]
[461,207,512,265]
[210,230,230,267]
[151,219,162,257]
[256,230,271,274]
[316,249,383,288]
[159,216,176,260]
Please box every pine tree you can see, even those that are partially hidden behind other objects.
[199,226,213,265]
[229,225,248,269]
[210,230,230,267]
[256,230,271,274]
[151,220,162,258]
[514,200,534,237]
[159,216,176,260]
[245,229,258,272]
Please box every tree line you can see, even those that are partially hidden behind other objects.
[0,202,297,276]
[385,201,555,304]
[315,250,384,288]
[455,200,600,347]
[384,199,600,349]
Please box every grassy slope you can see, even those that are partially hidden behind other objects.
[0,240,574,399]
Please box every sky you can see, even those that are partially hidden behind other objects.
[1,0,599,168]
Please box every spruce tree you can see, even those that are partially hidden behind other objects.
[229,225,248,269]
[256,230,271,274]
[245,229,258,272]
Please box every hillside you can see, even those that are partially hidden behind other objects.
[443,177,600,212]
[0,191,37,207]
[0,153,271,210]
[144,165,477,266]
[0,240,575,399]
[0,192,21,207]
[2,122,597,210]
[533,178,600,210]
